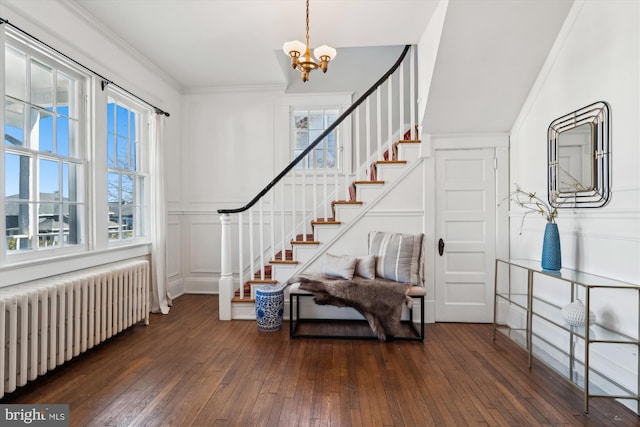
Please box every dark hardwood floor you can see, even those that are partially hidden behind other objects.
[2,294,638,426]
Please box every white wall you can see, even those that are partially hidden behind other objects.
[510,0,639,411]
[511,0,639,299]
[175,89,281,296]
[416,0,448,136]
[0,0,183,286]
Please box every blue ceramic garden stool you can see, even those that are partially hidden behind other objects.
[255,286,285,332]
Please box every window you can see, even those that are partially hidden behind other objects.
[3,38,86,254]
[106,93,149,242]
[292,108,340,169]
[1,27,156,274]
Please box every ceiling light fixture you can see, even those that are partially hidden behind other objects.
[282,0,336,82]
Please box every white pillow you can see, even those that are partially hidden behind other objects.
[323,253,357,280]
[355,255,376,279]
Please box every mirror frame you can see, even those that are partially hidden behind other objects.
[547,101,611,208]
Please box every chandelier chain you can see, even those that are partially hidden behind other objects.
[305,0,310,50]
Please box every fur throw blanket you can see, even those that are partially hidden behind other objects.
[287,274,413,341]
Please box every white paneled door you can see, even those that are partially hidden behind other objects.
[435,148,496,322]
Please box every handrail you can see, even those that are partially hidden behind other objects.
[218,44,411,215]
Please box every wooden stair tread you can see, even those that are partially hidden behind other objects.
[353,180,384,185]
[314,217,336,222]
[270,259,299,265]
[232,296,255,303]
[291,240,320,245]
[292,232,317,244]
[271,249,295,263]
[246,279,278,284]
[332,200,363,205]
[312,219,341,225]
[375,160,407,165]
[398,139,421,144]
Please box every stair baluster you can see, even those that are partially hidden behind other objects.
[270,190,276,263]
[376,87,382,162]
[279,185,286,262]
[301,161,307,242]
[238,212,244,299]
[355,106,361,184]
[387,75,393,159]
[259,198,265,280]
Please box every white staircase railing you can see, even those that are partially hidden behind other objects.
[218,45,417,320]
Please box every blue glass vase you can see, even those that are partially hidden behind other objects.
[541,222,561,270]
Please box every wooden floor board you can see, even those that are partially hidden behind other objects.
[2,294,638,426]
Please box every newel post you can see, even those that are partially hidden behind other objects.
[219,213,233,320]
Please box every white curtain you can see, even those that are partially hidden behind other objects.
[150,113,171,314]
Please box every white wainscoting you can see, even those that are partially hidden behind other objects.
[167,215,184,298]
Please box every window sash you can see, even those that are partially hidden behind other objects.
[291,107,341,170]
[106,92,149,243]
[3,31,88,258]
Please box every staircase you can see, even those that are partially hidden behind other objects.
[233,139,421,301]
[218,45,420,320]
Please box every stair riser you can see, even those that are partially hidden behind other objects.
[231,303,256,320]
[356,184,385,202]
[376,164,406,181]
[397,143,421,161]
[292,244,319,265]
[312,223,342,243]
[331,204,362,223]
[271,263,301,284]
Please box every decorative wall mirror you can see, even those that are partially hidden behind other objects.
[547,101,611,208]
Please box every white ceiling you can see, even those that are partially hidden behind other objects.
[72,0,440,91]
[424,0,574,134]
[69,0,574,134]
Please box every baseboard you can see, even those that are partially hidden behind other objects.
[183,277,218,294]
[168,278,185,299]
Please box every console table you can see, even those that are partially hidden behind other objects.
[493,258,640,415]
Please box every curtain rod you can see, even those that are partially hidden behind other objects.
[0,17,170,117]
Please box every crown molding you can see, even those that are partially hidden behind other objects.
[183,83,287,95]
[61,0,182,93]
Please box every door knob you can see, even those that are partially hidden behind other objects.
[438,238,445,256]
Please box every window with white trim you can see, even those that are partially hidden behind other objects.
[106,91,149,242]
[2,28,154,267]
[292,107,340,169]
[3,33,87,255]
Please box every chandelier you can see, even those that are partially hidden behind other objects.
[282,0,336,82]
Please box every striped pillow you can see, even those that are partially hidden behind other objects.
[368,231,424,284]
